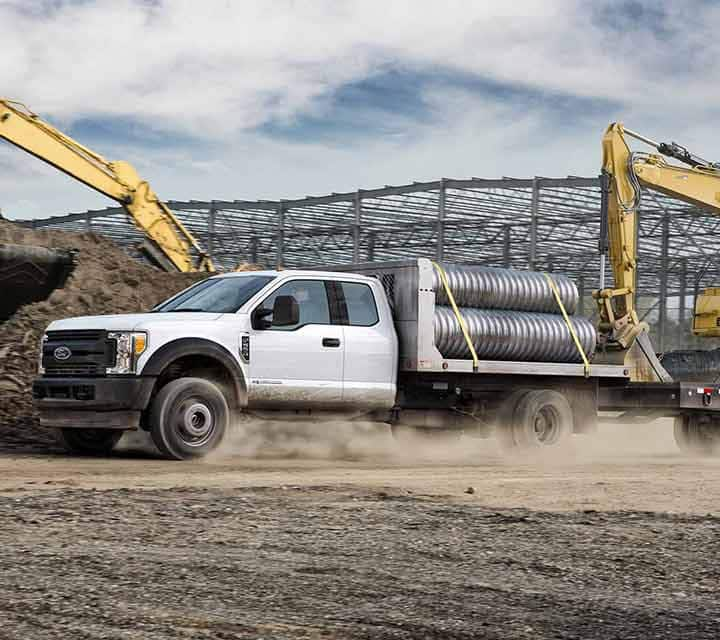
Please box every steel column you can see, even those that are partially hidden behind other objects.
[436,179,446,260]
[678,258,687,330]
[353,191,362,264]
[529,177,539,270]
[276,203,285,268]
[367,232,376,262]
[658,215,670,351]
[693,276,701,334]
[503,225,511,268]
[207,204,216,261]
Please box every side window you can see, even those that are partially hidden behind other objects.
[340,282,379,327]
[258,280,330,330]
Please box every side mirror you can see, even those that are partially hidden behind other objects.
[251,307,274,330]
[272,295,299,326]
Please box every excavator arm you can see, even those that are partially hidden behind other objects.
[0,99,214,272]
[596,123,720,349]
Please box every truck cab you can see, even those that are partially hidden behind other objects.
[34,270,398,459]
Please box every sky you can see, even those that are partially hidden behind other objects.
[1,0,718,220]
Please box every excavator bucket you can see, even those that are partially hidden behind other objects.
[0,243,76,321]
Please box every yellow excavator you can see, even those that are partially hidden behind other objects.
[596,122,720,380]
[3,96,719,371]
[0,98,214,273]
[0,98,215,319]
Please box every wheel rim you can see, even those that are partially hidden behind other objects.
[533,406,560,444]
[174,398,215,447]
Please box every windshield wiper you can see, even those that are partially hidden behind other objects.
[164,307,212,313]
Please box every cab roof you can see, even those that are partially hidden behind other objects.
[212,269,376,283]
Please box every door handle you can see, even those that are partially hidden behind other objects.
[322,337,341,348]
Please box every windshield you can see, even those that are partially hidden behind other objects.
[154,275,275,313]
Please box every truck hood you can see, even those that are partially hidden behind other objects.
[46,312,224,332]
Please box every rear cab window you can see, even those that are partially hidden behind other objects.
[336,281,379,327]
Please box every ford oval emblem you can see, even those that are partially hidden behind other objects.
[53,346,72,361]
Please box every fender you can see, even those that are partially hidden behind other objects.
[141,338,247,408]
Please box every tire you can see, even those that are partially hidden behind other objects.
[499,390,573,450]
[149,377,229,460]
[495,390,527,449]
[674,415,694,454]
[57,428,123,456]
[673,415,720,457]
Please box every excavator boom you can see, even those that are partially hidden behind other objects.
[0,99,213,273]
[597,122,720,357]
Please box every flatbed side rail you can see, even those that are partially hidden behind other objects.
[400,358,628,379]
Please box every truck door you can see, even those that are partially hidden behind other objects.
[334,280,397,409]
[248,279,344,407]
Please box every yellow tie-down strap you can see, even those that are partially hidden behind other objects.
[543,272,591,377]
[431,261,479,372]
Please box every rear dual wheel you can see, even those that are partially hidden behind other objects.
[673,415,720,456]
[497,389,573,450]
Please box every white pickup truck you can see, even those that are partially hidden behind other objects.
[33,259,720,459]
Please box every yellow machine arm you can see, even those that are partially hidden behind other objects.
[0,99,214,273]
[596,122,720,347]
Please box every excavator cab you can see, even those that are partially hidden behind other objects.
[693,288,720,337]
[0,243,75,321]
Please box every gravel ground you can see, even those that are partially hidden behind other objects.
[0,483,719,639]
[1,421,719,638]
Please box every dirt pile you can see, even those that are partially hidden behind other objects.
[0,220,207,449]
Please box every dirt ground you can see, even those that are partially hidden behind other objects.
[0,419,719,639]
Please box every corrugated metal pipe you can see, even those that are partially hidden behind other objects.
[434,307,596,363]
[433,264,578,314]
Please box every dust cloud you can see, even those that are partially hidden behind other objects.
[199,415,685,465]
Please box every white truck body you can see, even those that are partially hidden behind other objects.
[34,259,720,460]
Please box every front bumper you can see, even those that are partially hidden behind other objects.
[33,376,156,430]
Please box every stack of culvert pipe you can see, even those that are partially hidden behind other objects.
[432,264,596,363]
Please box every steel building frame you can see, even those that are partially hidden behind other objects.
[20,175,720,350]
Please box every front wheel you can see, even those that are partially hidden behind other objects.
[57,428,123,456]
[149,377,229,460]
[497,389,573,450]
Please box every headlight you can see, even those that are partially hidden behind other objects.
[38,334,47,374]
[107,331,148,374]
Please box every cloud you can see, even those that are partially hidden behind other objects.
[1,0,719,219]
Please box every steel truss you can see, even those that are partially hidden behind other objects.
[20,175,720,350]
